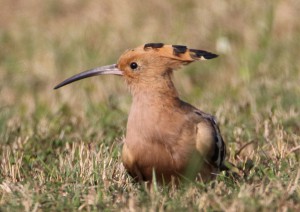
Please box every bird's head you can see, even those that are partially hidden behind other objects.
[54,43,218,92]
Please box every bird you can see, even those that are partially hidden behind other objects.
[54,43,226,184]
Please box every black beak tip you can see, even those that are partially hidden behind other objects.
[53,84,62,90]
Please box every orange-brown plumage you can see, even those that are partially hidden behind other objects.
[54,43,226,184]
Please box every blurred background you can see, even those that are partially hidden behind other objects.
[1,0,299,147]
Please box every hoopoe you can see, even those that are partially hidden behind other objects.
[55,43,226,184]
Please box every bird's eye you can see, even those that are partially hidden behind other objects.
[130,62,138,70]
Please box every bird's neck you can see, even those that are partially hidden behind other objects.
[129,72,179,101]
[126,71,187,145]
[127,74,183,135]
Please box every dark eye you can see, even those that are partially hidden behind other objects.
[130,62,138,70]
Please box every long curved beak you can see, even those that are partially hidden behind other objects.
[54,64,122,89]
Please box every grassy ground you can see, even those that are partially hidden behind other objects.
[0,0,299,211]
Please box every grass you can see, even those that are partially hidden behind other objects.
[0,0,299,211]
